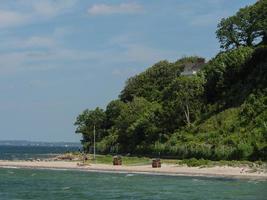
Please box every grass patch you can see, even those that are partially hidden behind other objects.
[87,154,151,166]
[177,158,209,167]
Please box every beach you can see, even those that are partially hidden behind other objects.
[0,160,266,180]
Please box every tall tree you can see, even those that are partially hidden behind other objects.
[202,47,253,104]
[163,75,205,127]
[119,59,188,102]
[74,107,106,152]
[216,0,267,50]
[115,97,161,153]
[105,100,126,128]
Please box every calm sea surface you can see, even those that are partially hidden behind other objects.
[0,146,267,199]
[0,145,79,160]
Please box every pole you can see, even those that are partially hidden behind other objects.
[93,124,96,160]
[159,133,162,158]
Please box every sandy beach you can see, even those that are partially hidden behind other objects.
[0,160,266,180]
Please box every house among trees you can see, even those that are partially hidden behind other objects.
[181,58,205,76]
[75,0,267,160]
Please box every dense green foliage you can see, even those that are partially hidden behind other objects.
[119,57,205,103]
[216,0,267,50]
[75,1,267,161]
[202,46,254,105]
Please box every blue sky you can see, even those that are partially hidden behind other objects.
[0,0,256,142]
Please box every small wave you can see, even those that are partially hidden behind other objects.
[62,187,71,190]
[48,168,68,171]
[247,180,259,184]
[3,166,19,169]
[126,174,135,177]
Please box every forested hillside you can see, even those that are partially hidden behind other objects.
[75,0,267,161]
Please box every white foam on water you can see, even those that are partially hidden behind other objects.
[2,166,19,169]
[248,180,259,184]
[126,174,135,177]
[62,187,71,190]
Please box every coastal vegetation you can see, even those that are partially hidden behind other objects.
[75,0,267,161]
[59,152,266,171]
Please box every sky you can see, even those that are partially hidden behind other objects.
[0,0,256,142]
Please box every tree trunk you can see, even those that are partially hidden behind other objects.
[184,104,191,126]
[262,32,267,45]
[246,35,253,46]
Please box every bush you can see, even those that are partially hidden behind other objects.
[179,158,210,167]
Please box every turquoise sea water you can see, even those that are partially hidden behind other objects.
[0,168,267,200]
[0,145,79,160]
[0,145,267,199]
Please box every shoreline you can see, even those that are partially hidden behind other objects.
[0,160,266,180]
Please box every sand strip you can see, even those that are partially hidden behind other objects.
[0,160,266,180]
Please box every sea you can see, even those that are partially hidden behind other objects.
[0,145,267,200]
[0,145,80,160]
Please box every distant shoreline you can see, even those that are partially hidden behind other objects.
[0,140,81,147]
[1,160,266,180]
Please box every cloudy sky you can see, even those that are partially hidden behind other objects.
[0,0,256,142]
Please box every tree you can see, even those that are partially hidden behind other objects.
[216,16,242,49]
[119,58,202,102]
[163,75,205,128]
[202,47,253,104]
[120,60,183,102]
[216,0,267,50]
[105,99,126,128]
[115,97,161,153]
[253,0,267,45]
[74,107,106,152]
[73,1,267,161]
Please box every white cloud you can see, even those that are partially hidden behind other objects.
[0,0,77,29]
[88,3,143,15]
[0,29,175,75]
[0,46,106,74]
[108,34,177,63]
[1,35,57,50]
[31,0,77,18]
[0,42,177,75]
[21,36,56,48]
[0,10,29,28]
